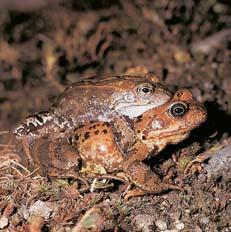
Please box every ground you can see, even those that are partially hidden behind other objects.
[0,0,230,231]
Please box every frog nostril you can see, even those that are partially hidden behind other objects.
[186,106,207,126]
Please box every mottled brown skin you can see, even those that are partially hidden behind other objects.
[51,73,168,126]
[16,138,81,178]
[14,73,171,165]
[18,89,206,198]
[69,89,207,197]
[14,73,171,142]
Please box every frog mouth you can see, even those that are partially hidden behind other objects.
[116,104,158,118]
[144,122,204,144]
[147,130,190,141]
[142,131,190,153]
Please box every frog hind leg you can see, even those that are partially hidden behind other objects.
[18,136,82,178]
[123,160,183,199]
[13,111,55,139]
[40,138,82,177]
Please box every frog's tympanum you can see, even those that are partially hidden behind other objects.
[18,89,207,198]
[14,73,171,143]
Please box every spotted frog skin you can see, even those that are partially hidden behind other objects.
[18,89,206,197]
[68,89,207,197]
[14,73,171,143]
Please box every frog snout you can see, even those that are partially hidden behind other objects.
[186,105,207,126]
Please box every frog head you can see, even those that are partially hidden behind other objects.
[135,89,207,151]
[109,73,172,118]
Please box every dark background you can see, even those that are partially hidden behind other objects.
[0,1,230,231]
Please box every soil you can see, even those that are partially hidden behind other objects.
[0,0,230,231]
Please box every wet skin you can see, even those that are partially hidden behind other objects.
[14,73,172,162]
[14,73,171,141]
[70,89,207,197]
[18,89,207,198]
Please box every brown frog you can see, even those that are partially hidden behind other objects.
[68,89,207,197]
[14,73,171,141]
[18,89,206,198]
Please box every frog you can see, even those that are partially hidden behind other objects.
[14,73,171,139]
[13,73,171,161]
[17,89,206,198]
[68,89,207,197]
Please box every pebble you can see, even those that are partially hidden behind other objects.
[175,221,185,230]
[200,216,210,225]
[163,230,178,232]
[155,220,167,230]
[205,144,231,182]
[133,214,155,232]
[0,216,8,229]
[29,200,55,219]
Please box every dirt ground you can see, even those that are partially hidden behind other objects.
[0,0,230,231]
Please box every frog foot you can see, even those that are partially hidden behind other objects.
[124,188,144,200]
[124,183,183,200]
[184,144,225,177]
[123,160,183,199]
[184,152,215,176]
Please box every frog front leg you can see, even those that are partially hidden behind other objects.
[14,111,61,166]
[123,160,183,199]
[109,115,136,153]
[122,142,182,199]
[13,111,56,139]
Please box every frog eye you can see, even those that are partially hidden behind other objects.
[169,102,188,118]
[137,83,154,97]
